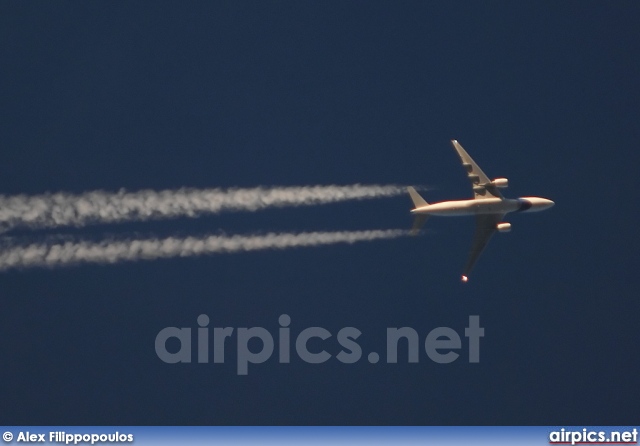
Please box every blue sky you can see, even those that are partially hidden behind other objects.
[1,2,639,424]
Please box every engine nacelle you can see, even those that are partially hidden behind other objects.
[491,177,509,188]
[496,222,511,233]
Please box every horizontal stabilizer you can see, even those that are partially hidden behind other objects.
[411,214,429,235]
[407,186,429,208]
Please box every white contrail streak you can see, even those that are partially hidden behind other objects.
[0,185,406,233]
[0,229,409,271]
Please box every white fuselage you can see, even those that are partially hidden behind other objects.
[411,197,554,217]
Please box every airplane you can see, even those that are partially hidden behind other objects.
[407,140,554,282]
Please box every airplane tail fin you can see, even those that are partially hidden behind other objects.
[407,187,429,235]
[407,186,429,208]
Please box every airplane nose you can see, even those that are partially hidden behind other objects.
[519,197,555,212]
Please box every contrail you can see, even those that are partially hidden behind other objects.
[0,185,407,233]
[0,229,409,271]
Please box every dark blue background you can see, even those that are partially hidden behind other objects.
[1,2,639,424]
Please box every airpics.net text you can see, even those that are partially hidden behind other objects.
[155,315,484,375]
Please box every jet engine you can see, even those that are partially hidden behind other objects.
[491,178,509,188]
[496,222,511,232]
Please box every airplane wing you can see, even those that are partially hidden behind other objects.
[451,140,503,200]
[462,213,505,280]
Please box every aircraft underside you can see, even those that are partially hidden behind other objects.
[407,140,554,281]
